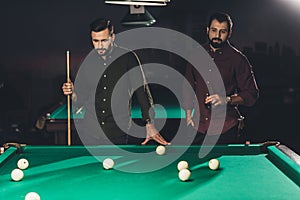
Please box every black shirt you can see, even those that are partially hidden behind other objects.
[74,45,153,143]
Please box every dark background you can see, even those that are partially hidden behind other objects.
[0,0,299,153]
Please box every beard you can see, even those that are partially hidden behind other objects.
[96,44,113,56]
[96,48,109,56]
[209,37,227,48]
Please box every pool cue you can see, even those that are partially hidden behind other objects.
[66,50,71,146]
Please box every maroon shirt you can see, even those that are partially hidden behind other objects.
[183,41,259,134]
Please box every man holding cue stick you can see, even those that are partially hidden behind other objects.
[62,18,169,145]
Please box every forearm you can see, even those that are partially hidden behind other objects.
[135,86,154,122]
[186,109,193,118]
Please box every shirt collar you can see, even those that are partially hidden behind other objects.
[205,41,231,53]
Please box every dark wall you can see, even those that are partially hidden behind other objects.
[0,0,299,153]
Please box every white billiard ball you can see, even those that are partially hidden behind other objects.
[0,147,4,154]
[177,161,189,171]
[156,145,166,155]
[103,158,114,170]
[25,192,41,200]
[178,169,191,181]
[17,158,29,170]
[208,158,220,170]
[11,168,24,181]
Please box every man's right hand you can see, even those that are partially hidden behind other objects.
[186,117,195,127]
[62,82,74,95]
[185,110,194,127]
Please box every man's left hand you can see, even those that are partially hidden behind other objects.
[141,124,171,145]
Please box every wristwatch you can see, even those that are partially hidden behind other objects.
[225,96,232,104]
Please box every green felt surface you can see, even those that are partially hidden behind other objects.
[47,105,186,119]
[0,145,299,200]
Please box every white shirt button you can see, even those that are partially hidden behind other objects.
[103,98,106,102]
[103,74,107,78]
[102,110,105,113]
[104,87,107,90]
[101,122,105,125]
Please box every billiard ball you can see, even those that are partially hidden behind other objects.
[17,158,29,170]
[0,147,4,154]
[208,158,220,170]
[103,158,114,170]
[177,161,189,171]
[11,168,24,181]
[25,192,40,200]
[178,169,191,181]
[156,145,166,155]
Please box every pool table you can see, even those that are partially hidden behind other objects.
[44,102,185,144]
[0,142,299,199]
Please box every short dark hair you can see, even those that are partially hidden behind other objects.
[208,12,233,32]
[90,18,114,35]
